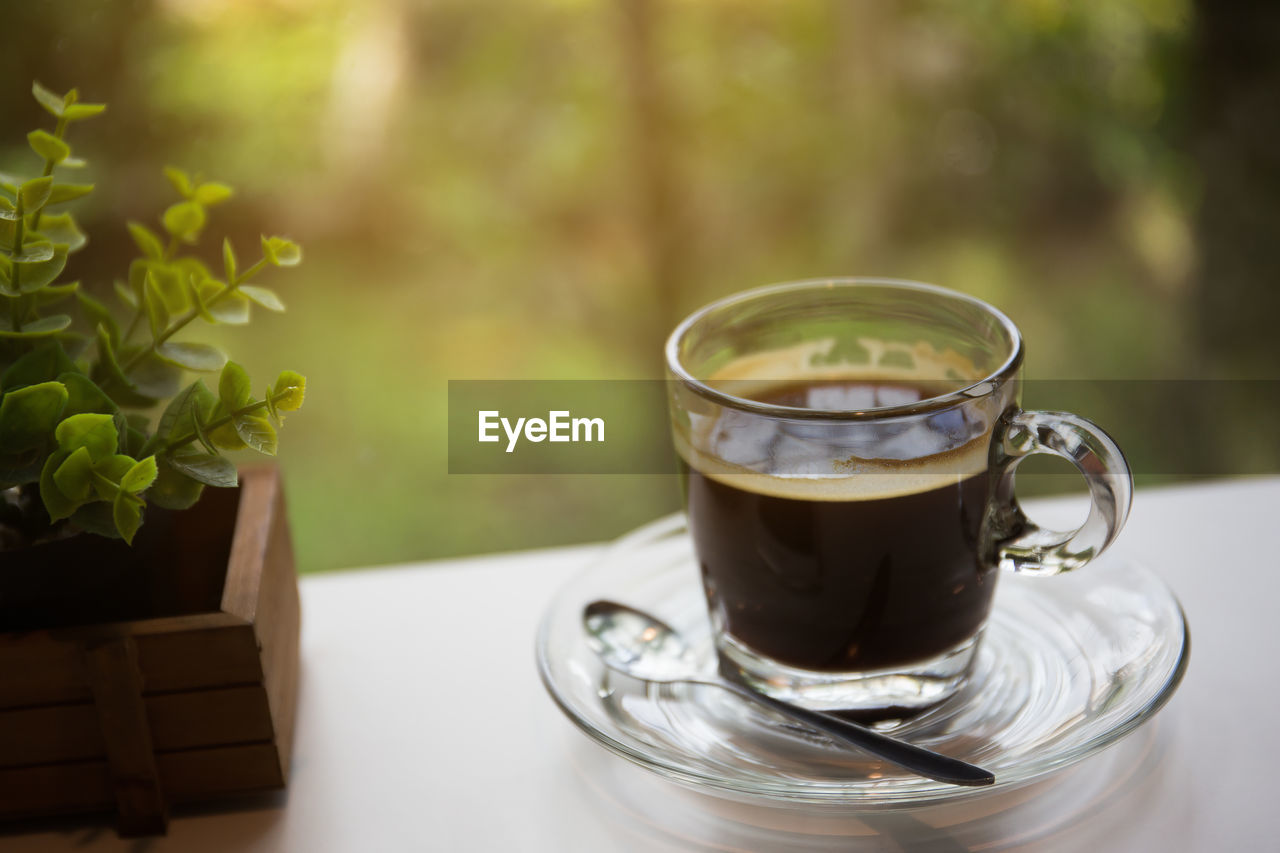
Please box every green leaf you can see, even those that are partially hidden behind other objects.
[62,102,106,121]
[59,371,118,417]
[157,379,218,441]
[123,414,149,457]
[77,292,119,348]
[0,222,11,255]
[206,404,246,451]
[95,453,136,490]
[70,502,121,539]
[55,412,118,460]
[40,450,78,521]
[113,491,143,545]
[2,341,77,390]
[114,279,138,309]
[0,314,73,338]
[28,130,70,165]
[121,456,157,494]
[53,445,95,500]
[148,458,206,509]
[95,323,131,387]
[32,81,65,117]
[143,301,169,345]
[36,281,79,305]
[148,261,192,314]
[46,183,94,206]
[165,451,237,488]
[35,212,87,252]
[0,449,44,489]
[193,405,222,453]
[144,271,170,338]
[208,428,246,452]
[261,235,302,266]
[163,166,193,199]
[59,330,93,358]
[0,381,69,450]
[11,241,55,263]
[162,200,205,242]
[239,285,285,312]
[188,276,215,323]
[204,284,250,324]
[218,361,252,408]
[264,385,281,423]
[234,413,277,455]
[20,176,54,210]
[156,341,227,372]
[15,245,69,292]
[127,222,164,260]
[173,255,213,280]
[272,370,306,411]
[220,237,237,281]
[194,182,233,206]
[59,156,87,170]
[127,259,148,299]
[129,354,182,400]
[212,292,251,324]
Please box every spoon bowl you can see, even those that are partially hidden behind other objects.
[583,599,995,788]
[584,599,700,683]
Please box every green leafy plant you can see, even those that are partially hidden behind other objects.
[0,82,305,547]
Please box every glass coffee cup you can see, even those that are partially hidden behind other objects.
[666,279,1132,713]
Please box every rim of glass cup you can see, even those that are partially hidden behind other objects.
[665,278,1026,420]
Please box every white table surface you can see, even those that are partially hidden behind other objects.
[4,477,1277,852]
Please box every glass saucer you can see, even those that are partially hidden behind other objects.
[536,514,1190,806]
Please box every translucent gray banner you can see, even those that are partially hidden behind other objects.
[447,379,1280,476]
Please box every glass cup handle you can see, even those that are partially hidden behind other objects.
[989,410,1133,577]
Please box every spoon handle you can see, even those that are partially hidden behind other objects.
[718,681,995,787]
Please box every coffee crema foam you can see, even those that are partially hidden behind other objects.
[702,337,982,386]
[674,339,995,502]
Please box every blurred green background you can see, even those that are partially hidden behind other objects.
[2,0,1275,571]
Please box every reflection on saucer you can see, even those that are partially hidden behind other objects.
[565,717,1178,851]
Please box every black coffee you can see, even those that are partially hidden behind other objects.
[681,378,996,672]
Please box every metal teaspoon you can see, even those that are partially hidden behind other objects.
[583,599,995,787]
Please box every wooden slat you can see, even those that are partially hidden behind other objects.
[217,466,300,782]
[0,760,113,818]
[0,685,277,767]
[133,620,261,693]
[84,638,167,836]
[0,639,87,707]
[221,466,278,622]
[0,617,259,709]
[256,476,301,780]
[0,742,286,820]
[147,685,276,752]
[0,702,98,766]
[160,743,284,801]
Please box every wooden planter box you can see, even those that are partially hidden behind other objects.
[0,466,299,836]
